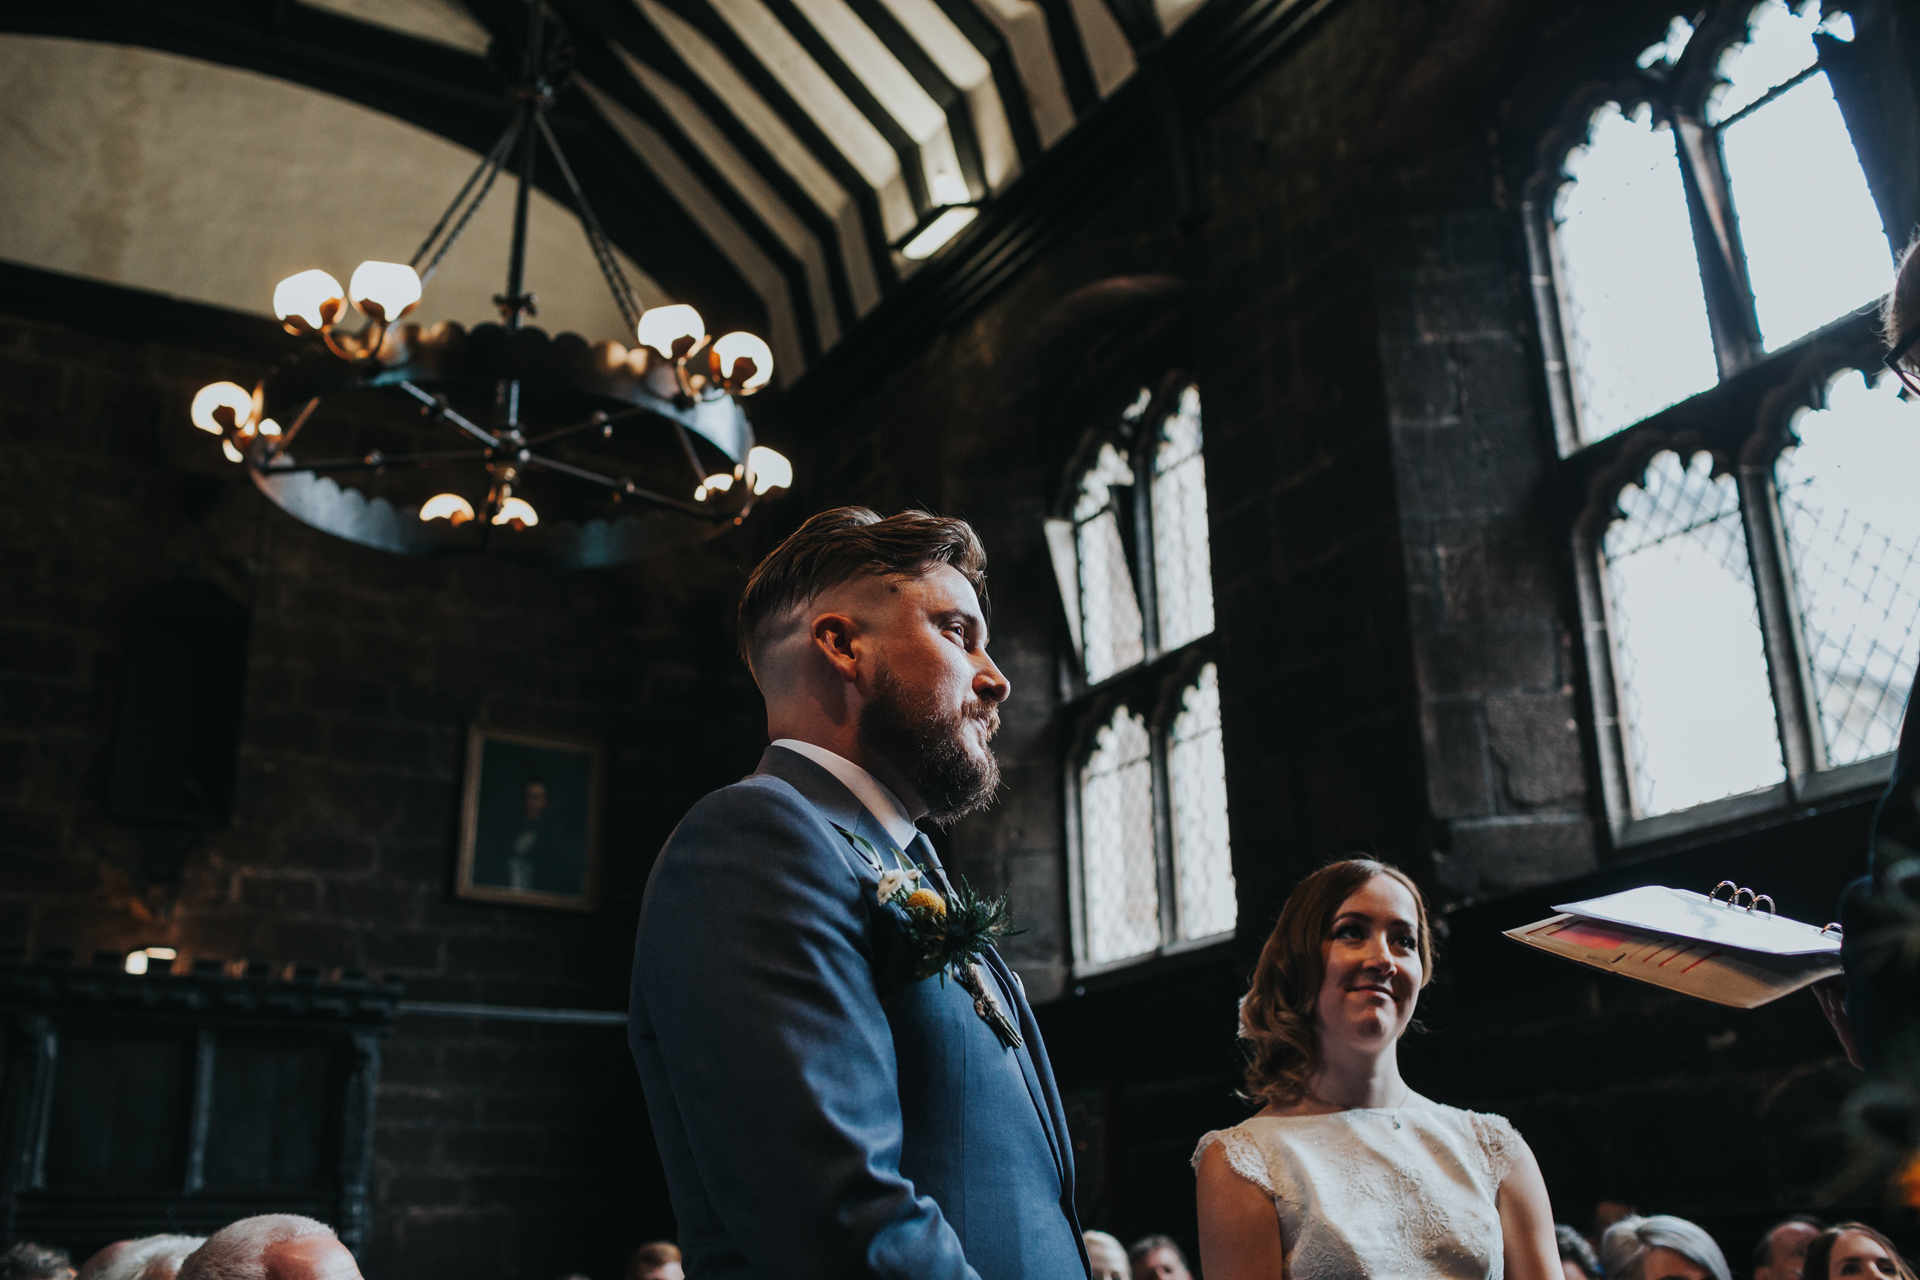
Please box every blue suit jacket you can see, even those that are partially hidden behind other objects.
[629,746,1088,1280]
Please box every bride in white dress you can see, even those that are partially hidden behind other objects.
[1194,859,1558,1279]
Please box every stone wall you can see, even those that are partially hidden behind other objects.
[0,309,765,1278]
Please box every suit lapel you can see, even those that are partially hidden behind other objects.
[910,836,1074,1197]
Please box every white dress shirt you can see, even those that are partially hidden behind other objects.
[771,739,921,851]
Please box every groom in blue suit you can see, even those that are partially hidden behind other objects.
[629,507,1089,1280]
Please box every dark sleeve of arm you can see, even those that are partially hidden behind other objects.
[634,782,979,1280]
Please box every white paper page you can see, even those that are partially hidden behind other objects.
[1551,885,1839,956]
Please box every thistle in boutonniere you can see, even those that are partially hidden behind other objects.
[836,825,1026,1049]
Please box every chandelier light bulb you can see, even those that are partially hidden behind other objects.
[273,269,347,331]
[419,494,476,525]
[694,472,737,502]
[492,496,539,528]
[747,446,793,495]
[637,304,706,360]
[258,419,282,437]
[222,439,246,464]
[712,332,774,392]
[191,381,255,435]
[348,261,423,322]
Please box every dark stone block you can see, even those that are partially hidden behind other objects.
[1441,815,1596,901]
[1424,698,1492,820]
[1484,692,1585,810]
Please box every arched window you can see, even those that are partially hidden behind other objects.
[1542,1,1892,447]
[1533,0,1916,835]
[1776,371,1920,766]
[1051,381,1234,969]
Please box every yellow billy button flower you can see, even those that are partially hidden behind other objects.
[904,888,947,917]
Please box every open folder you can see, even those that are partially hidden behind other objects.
[1504,883,1843,1008]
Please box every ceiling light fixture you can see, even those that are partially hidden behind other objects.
[190,1,792,566]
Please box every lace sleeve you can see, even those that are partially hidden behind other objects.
[1192,1127,1276,1197]
[1469,1111,1522,1186]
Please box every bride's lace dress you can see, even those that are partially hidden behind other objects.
[1193,1104,1520,1279]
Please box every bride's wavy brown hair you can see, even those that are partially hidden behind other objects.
[1238,858,1434,1108]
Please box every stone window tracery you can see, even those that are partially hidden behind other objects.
[1049,380,1235,970]
[1525,0,1917,836]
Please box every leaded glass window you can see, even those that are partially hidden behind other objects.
[1601,452,1783,814]
[1169,664,1234,941]
[1532,0,1913,834]
[1079,707,1158,965]
[1777,372,1920,767]
[1074,442,1146,683]
[1054,380,1233,969]
[1153,386,1216,651]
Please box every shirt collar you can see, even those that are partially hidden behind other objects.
[770,739,921,850]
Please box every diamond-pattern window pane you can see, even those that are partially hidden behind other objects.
[1080,707,1158,964]
[1555,103,1719,443]
[1075,442,1145,683]
[1169,663,1234,941]
[1715,2,1890,350]
[1602,451,1783,815]
[1777,371,1920,767]
[1153,386,1216,650]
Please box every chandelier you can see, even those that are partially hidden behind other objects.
[188,1,792,567]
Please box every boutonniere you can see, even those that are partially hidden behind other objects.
[835,825,1025,1050]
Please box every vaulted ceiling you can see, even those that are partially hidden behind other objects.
[3,0,1325,411]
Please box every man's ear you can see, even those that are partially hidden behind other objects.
[811,612,863,681]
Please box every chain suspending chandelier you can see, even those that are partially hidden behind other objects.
[188,0,791,567]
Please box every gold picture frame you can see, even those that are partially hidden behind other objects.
[456,726,604,912]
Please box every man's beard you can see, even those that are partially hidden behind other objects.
[858,664,1002,826]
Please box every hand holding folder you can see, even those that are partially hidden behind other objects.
[1505,882,1842,1009]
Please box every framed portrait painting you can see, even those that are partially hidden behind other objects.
[456,727,604,911]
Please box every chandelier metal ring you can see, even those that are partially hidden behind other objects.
[188,0,791,567]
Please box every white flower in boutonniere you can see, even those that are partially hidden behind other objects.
[830,823,1026,1050]
[876,867,921,905]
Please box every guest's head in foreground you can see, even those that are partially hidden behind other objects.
[77,1237,206,1280]
[176,1215,360,1280]
[738,507,1007,825]
[1600,1215,1731,1280]
[1558,1224,1602,1280]
[625,1241,683,1280]
[1753,1215,1829,1280]
[1800,1224,1917,1280]
[0,1243,74,1280]
[1127,1235,1193,1280]
[1239,858,1433,1108]
[1083,1231,1128,1280]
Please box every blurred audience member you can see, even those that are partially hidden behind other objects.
[1557,1224,1601,1280]
[1754,1216,1829,1280]
[1128,1235,1193,1280]
[176,1215,359,1280]
[1801,1224,1917,1280]
[624,1243,682,1280]
[0,1244,73,1280]
[77,1237,205,1280]
[1084,1231,1128,1280]
[1589,1201,1639,1253]
[1600,1215,1731,1280]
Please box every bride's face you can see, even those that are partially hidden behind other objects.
[1313,874,1423,1051]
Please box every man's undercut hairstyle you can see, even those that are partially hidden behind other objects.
[737,506,989,674]
[176,1216,335,1280]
